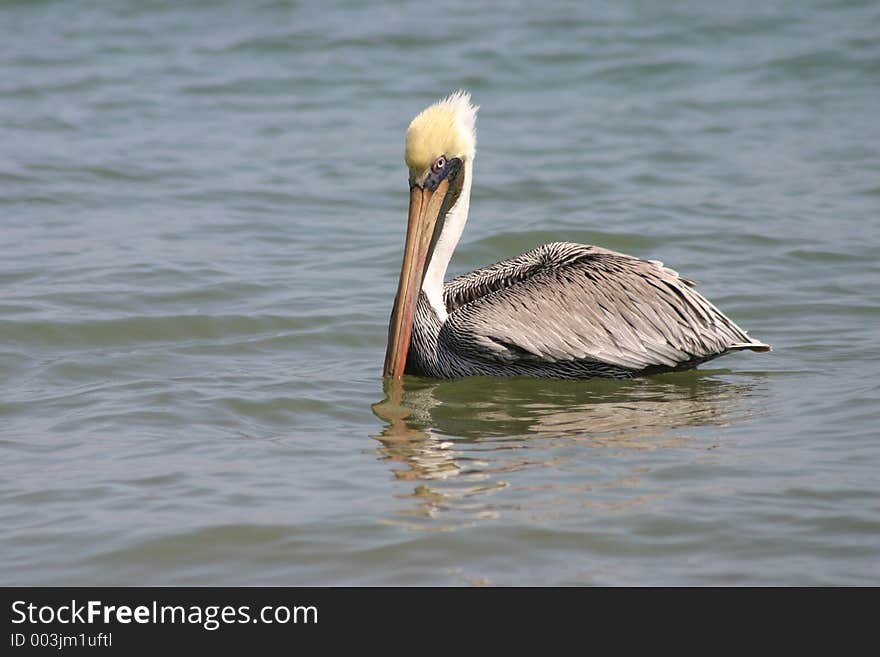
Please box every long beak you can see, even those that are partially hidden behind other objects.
[383,179,450,378]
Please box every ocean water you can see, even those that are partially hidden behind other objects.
[1,0,879,585]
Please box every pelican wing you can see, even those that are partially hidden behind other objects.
[441,242,769,371]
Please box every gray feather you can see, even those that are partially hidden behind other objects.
[406,242,770,379]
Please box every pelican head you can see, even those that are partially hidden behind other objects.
[384,91,479,379]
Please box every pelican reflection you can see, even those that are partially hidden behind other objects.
[371,372,766,529]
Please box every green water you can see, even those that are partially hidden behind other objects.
[2,0,879,585]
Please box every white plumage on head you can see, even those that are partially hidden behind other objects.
[405,90,479,175]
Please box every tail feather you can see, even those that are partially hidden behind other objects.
[729,341,772,352]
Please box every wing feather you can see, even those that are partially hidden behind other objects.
[441,242,769,372]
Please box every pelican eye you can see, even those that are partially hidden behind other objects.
[431,156,447,174]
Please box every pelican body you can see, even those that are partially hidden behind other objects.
[384,92,770,380]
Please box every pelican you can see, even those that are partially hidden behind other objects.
[384,91,770,380]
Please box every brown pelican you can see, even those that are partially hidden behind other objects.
[384,91,770,380]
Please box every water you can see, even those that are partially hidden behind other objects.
[2,0,879,586]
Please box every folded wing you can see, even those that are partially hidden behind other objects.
[441,242,769,371]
